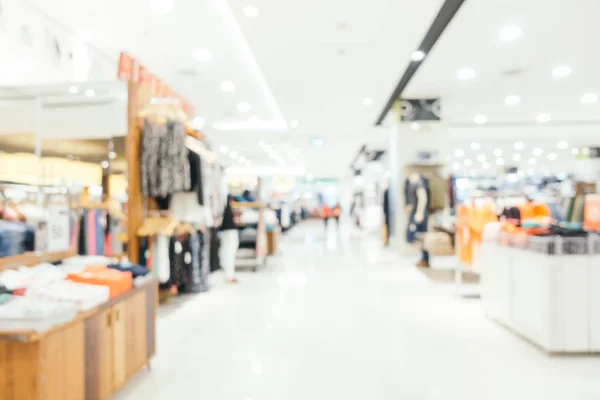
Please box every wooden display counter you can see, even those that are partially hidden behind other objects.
[0,279,157,400]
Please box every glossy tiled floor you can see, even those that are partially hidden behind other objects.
[116,221,600,400]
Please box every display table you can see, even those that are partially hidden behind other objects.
[0,279,157,400]
[481,241,600,353]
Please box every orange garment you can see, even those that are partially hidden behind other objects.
[457,204,498,266]
[333,206,341,217]
[321,205,331,218]
[67,266,133,298]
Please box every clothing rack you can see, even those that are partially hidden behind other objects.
[231,200,268,271]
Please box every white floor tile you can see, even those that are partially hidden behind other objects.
[114,221,600,400]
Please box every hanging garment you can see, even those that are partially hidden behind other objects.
[78,213,86,255]
[219,230,239,280]
[86,210,97,255]
[187,150,205,205]
[152,235,170,284]
[209,227,221,273]
[142,120,191,197]
[168,236,190,290]
[182,232,204,293]
[95,209,106,256]
[169,192,205,224]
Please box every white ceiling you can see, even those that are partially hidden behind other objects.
[4,0,597,179]
[402,0,600,175]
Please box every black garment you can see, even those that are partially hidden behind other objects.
[78,213,86,255]
[187,150,204,205]
[107,264,150,278]
[167,236,191,291]
[383,188,391,237]
[154,195,171,210]
[499,207,521,221]
[421,249,430,263]
[181,232,204,293]
[405,176,431,210]
[220,204,237,231]
[209,227,221,273]
[406,209,428,243]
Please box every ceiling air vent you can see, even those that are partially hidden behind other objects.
[502,68,526,77]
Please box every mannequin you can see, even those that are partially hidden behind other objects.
[406,173,430,267]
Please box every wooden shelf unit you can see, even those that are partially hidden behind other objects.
[0,279,157,400]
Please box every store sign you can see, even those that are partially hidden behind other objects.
[399,98,441,122]
[47,205,70,252]
[117,52,195,116]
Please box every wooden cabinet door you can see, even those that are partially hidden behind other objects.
[112,302,127,391]
[85,308,114,400]
[125,291,148,379]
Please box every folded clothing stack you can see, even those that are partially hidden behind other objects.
[0,263,66,291]
[25,280,110,311]
[67,266,133,298]
[0,296,78,332]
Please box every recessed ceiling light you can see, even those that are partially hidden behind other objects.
[482,162,491,169]
[243,5,259,17]
[411,122,420,130]
[496,158,505,166]
[452,162,460,170]
[229,151,238,159]
[101,160,109,169]
[151,0,174,14]
[493,148,503,157]
[457,68,475,80]
[108,151,116,159]
[552,65,571,78]
[237,102,251,113]
[498,24,522,42]
[194,48,213,63]
[528,158,537,165]
[362,97,373,106]
[220,146,229,154]
[471,142,481,150]
[192,116,205,129]
[513,153,522,161]
[68,85,79,94]
[411,50,426,62]
[464,159,473,167]
[249,116,260,124]
[220,81,235,92]
[505,95,521,105]
[572,148,579,155]
[581,93,598,104]
[289,120,299,128]
[454,149,464,157]
[85,89,95,97]
[514,141,524,150]
[238,156,247,163]
[537,113,551,123]
[557,140,569,149]
[474,114,487,124]
[532,147,543,156]
[477,154,487,162]
[548,152,558,161]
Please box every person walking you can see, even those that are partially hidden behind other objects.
[333,203,341,228]
[321,203,331,229]
[219,195,239,283]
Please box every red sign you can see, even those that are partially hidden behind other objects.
[117,53,134,81]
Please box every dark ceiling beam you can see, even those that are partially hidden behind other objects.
[375,0,467,125]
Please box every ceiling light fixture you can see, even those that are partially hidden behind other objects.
[101,160,109,169]
[243,6,259,17]
[411,50,426,62]
[493,148,503,157]
[68,85,79,94]
[411,122,420,130]
[581,93,598,104]
[452,162,460,171]
[192,116,205,129]
[237,102,251,112]
[454,149,464,157]
[532,147,543,156]
[528,158,537,165]
[537,113,551,123]
[583,147,591,155]
[552,65,571,78]
[474,114,488,124]
[249,116,260,124]
[229,151,239,159]
[220,81,235,92]
[289,120,299,128]
[471,142,481,151]
[220,146,229,154]
[85,89,95,97]
[464,159,473,167]
[548,152,558,161]
[457,68,475,80]
[514,141,524,150]
[496,158,505,166]
[362,97,373,106]
[557,140,569,149]
[477,154,487,162]
[482,162,491,169]
[505,95,521,105]
[513,153,522,161]
[498,24,522,42]
[108,151,116,160]
[572,148,580,155]
[194,48,213,63]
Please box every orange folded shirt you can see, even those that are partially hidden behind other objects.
[67,266,133,298]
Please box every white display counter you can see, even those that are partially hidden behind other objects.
[481,240,600,353]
